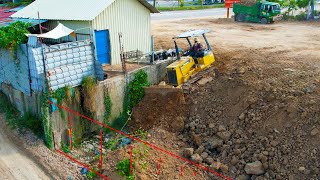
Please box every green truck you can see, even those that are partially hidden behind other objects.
[233,1,282,24]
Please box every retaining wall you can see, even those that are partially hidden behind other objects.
[96,60,174,122]
[1,58,173,147]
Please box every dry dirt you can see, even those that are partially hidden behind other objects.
[0,115,50,180]
[130,19,320,179]
[2,18,320,180]
[0,114,84,180]
[129,86,187,133]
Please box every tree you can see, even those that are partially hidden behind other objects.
[296,0,310,8]
[179,0,185,7]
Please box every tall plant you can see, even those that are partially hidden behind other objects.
[179,0,185,7]
[0,21,31,51]
[269,0,310,15]
[128,70,150,110]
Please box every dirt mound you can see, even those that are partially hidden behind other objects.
[181,49,320,179]
[238,0,256,6]
[150,19,320,179]
[129,86,187,132]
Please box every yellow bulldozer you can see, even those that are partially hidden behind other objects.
[132,30,216,132]
[166,29,215,88]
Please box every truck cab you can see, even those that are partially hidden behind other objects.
[233,1,282,24]
[259,2,281,23]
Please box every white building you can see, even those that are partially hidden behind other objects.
[12,0,159,65]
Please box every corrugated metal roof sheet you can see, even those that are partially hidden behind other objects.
[4,6,25,12]
[11,0,158,21]
[0,18,47,27]
[0,6,47,27]
[0,7,15,21]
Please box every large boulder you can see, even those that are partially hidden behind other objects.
[171,116,185,132]
[206,136,223,150]
[192,133,202,146]
[183,148,194,157]
[244,161,265,175]
[216,131,232,141]
[191,154,203,163]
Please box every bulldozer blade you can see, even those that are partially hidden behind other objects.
[144,86,185,104]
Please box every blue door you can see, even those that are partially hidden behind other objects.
[95,30,110,64]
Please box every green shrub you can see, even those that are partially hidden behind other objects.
[179,0,185,7]
[128,70,149,110]
[61,142,71,153]
[106,138,118,151]
[6,0,34,7]
[87,169,97,179]
[0,92,44,138]
[116,158,135,179]
[81,76,97,114]
[295,12,306,21]
[19,112,44,137]
[0,21,31,51]
[104,94,112,123]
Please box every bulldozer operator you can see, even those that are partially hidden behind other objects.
[189,37,204,64]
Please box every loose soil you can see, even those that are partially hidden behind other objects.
[2,18,320,180]
[129,19,320,179]
[0,115,51,180]
[0,114,83,180]
[130,86,187,133]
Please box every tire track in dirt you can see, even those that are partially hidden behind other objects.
[0,115,50,180]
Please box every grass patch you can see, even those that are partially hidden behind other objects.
[0,92,44,138]
[82,76,97,115]
[104,94,112,124]
[157,4,224,11]
[116,158,135,180]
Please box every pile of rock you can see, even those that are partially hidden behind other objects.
[238,0,256,6]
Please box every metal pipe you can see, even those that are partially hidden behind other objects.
[186,38,192,48]
[151,35,155,64]
[174,40,180,60]
[203,34,212,51]
[311,0,315,19]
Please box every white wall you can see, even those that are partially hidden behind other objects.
[92,0,152,65]
[43,0,152,65]
[44,20,93,42]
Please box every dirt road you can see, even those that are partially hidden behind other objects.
[0,116,50,180]
[151,8,229,21]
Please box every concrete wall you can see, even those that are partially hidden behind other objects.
[29,40,103,91]
[1,83,41,115]
[0,45,32,96]
[1,58,174,146]
[96,60,174,122]
[49,60,174,146]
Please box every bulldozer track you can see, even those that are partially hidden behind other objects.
[182,66,216,94]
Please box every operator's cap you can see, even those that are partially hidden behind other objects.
[194,37,198,42]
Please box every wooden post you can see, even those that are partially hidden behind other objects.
[99,130,103,168]
[37,11,43,34]
[68,116,73,151]
[227,8,230,18]
[130,146,133,174]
